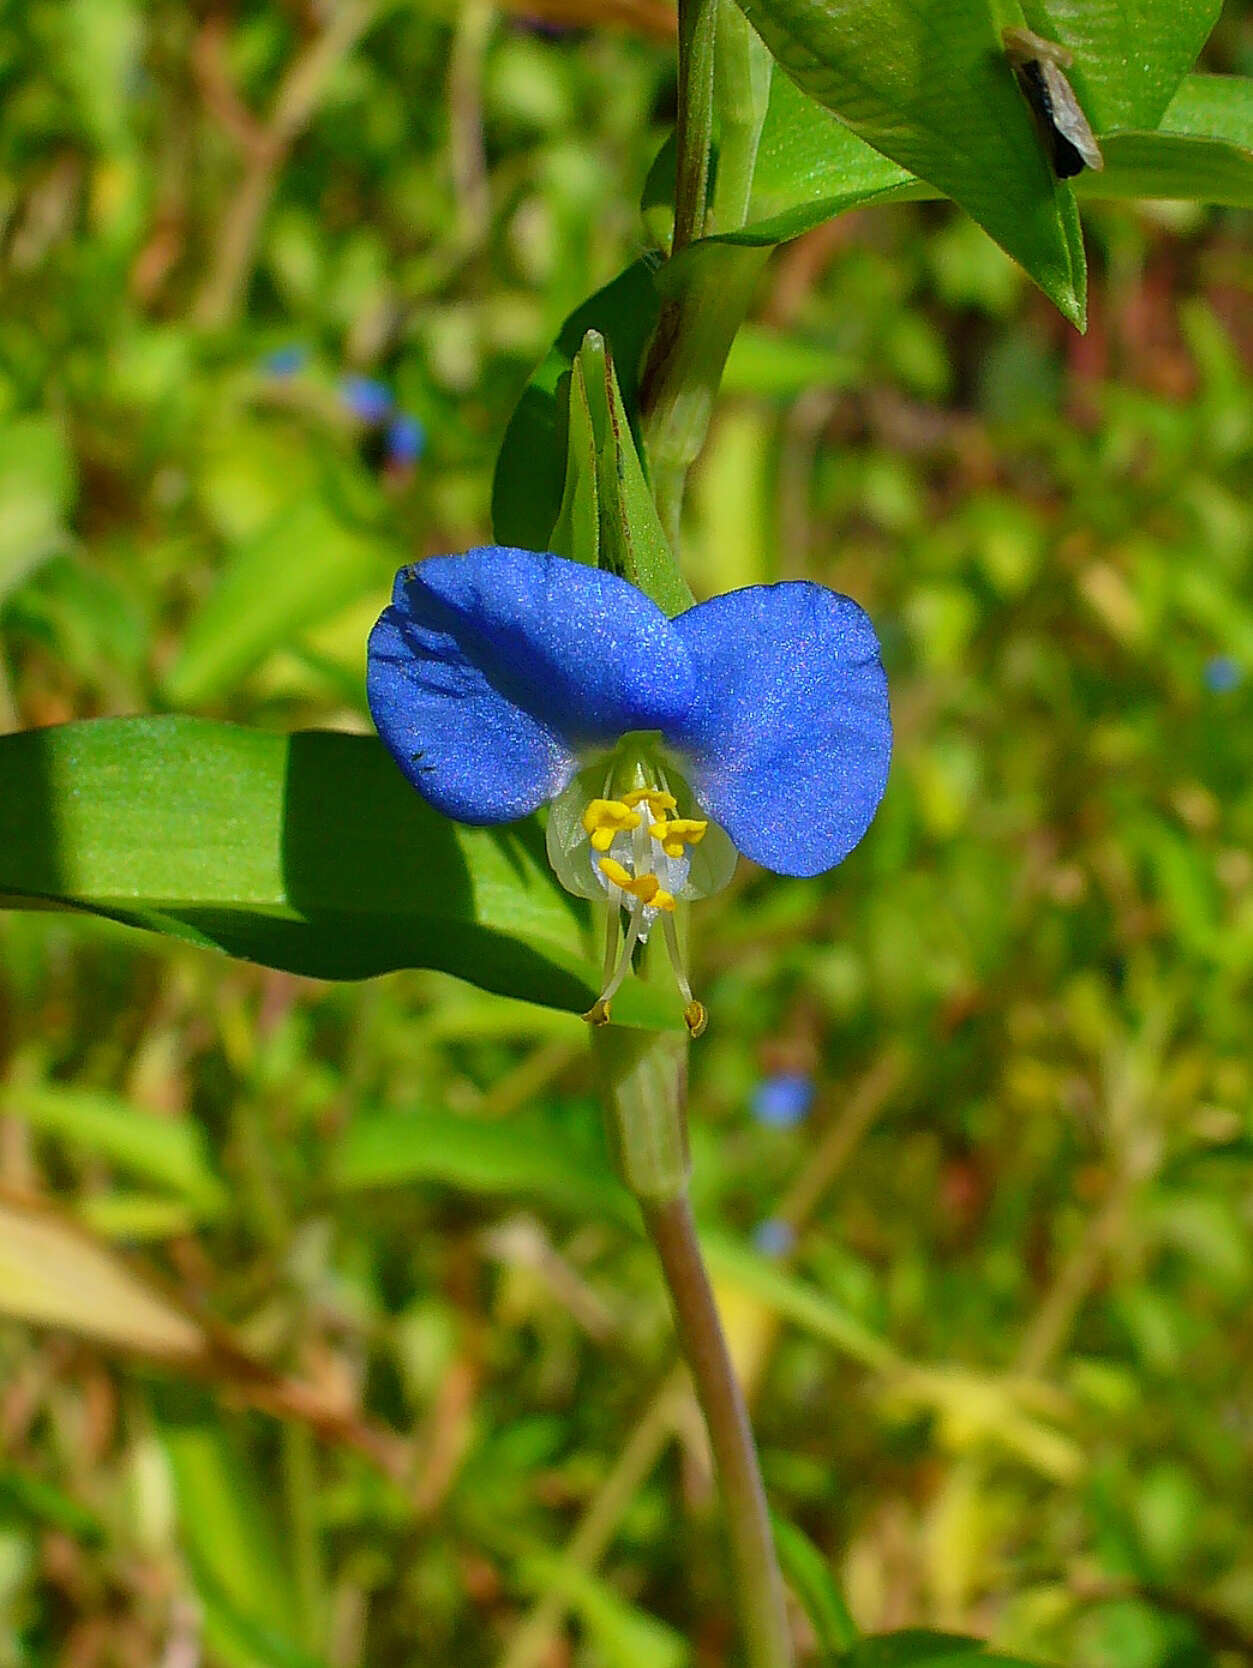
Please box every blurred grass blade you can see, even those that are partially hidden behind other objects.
[7,1083,228,1214]
[76,1193,204,1241]
[0,414,76,598]
[157,1404,316,1668]
[162,499,400,707]
[701,1229,898,1373]
[1022,0,1221,133]
[836,1633,1047,1665]
[0,717,679,1028]
[771,1514,858,1660]
[728,0,1086,324]
[0,1466,106,1547]
[0,1195,206,1360]
[330,1108,634,1223]
[518,1553,690,1668]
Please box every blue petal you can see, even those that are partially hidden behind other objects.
[669,583,891,877]
[367,547,695,824]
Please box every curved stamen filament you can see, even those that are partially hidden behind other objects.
[661,910,706,1037]
[583,897,646,1027]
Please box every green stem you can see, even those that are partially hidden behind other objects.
[642,3,773,553]
[593,1012,793,1668]
[673,0,719,254]
[642,1192,795,1668]
[640,243,770,552]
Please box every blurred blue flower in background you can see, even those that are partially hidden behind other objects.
[751,1072,815,1129]
[262,344,308,377]
[1204,656,1243,693]
[367,547,891,1028]
[386,413,427,467]
[340,375,394,423]
[753,1219,796,1258]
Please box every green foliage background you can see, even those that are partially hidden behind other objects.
[0,3,1250,1666]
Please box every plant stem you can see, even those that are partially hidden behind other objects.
[642,1192,795,1668]
[641,242,769,552]
[641,2,772,551]
[672,0,719,254]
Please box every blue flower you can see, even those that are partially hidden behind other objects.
[386,413,427,466]
[262,344,308,377]
[753,1218,796,1258]
[340,375,394,424]
[1204,656,1242,694]
[367,547,891,1028]
[751,1073,815,1129]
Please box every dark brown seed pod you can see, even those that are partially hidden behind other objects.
[1003,26,1104,179]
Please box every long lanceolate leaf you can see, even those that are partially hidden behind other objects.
[1021,0,1222,132]
[706,71,1253,253]
[728,0,1087,323]
[0,717,679,1029]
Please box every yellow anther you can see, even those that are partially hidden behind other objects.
[582,798,641,852]
[648,816,708,858]
[684,1000,708,1038]
[628,873,676,911]
[622,787,677,815]
[598,856,634,889]
[597,859,676,912]
[583,998,613,1027]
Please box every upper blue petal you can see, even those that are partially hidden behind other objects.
[667,583,891,877]
[367,547,696,823]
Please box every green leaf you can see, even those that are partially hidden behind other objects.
[1075,130,1253,208]
[0,1196,206,1361]
[1021,0,1221,133]
[162,499,399,707]
[330,1107,635,1223]
[7,1083,228,1214]
[0,716,678,1028]
[771,1514,859,1660]
[705,67,1252,259]
[728,0,1086,323]
[0,414,76,598]
[730,69,922,244]
[837,1631,1046,1666]
[1163,73,1253,150]
[492,261,661,553]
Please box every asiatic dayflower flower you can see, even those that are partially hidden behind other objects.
[339,375,394,424]
[367,547,891,1033]
[751,1072,816,1129]
[386,413,427,467]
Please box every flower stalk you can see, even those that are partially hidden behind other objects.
[642,1192,795,1668]
[593,1002,795,1668]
